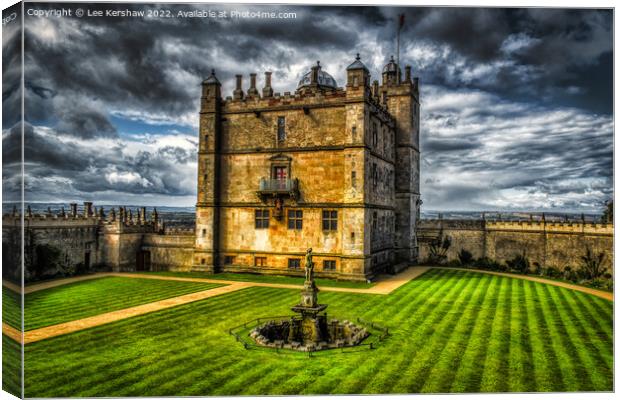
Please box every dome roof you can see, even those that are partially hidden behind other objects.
[297,62,338,89]
[383,56,398,73]
[347,53,368,71]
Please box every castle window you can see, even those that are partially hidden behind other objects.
[352,126,357,140]
[373,212,378,231]
[351,170,356,188]
[255,209,270,229]
[201,258,206,265]
[372,163,377,188]
[277,116,286,141]
[288,258,301,269]
[353,76,359,87]
[323,260,336,271]
[372,123,378,147]
[202,229,207,236]
[287,209,303,230]
[224,255,235,265]
[204,134,208,149]
[322,210,338,231]
[255,256,267,267]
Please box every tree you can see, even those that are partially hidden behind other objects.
[601,199,613,223]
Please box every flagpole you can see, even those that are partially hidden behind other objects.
[396,14,400,82]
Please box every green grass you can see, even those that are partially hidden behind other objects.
[138,271,374,289]
[3,334,22,398]
[18,277,224,331]
[21,269,612,396]
[2,286,21,329]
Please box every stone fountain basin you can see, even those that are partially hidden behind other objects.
[249,316,369,352]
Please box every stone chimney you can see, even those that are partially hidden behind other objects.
[84,202,93,217]
[372,80,379,100]
[262,71,273,97]
[405,65,411,83]
[233,74,244,100]
[70,203,78,218]
[247,73,259,97]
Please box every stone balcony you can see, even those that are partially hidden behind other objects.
[257,178,300,202]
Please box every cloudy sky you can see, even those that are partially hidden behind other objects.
[2,3,613,212]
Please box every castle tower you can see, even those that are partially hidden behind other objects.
[379,58,421,263]
[193,69,222,272]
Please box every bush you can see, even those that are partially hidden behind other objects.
[563,266,578,282]
[580,246,606,280]
[475,257,504,271]
[506,252,530,274]
[457,249,474,266]
[543,266,561,278]
[429,235,451,265]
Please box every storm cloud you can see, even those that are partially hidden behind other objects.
[3,3,613,212]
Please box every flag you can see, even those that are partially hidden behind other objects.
[399,13,405,30]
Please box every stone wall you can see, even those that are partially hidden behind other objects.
[417,219,614,272]
[142,232,195,271]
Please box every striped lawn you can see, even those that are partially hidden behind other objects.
[2,286,21,329]
[15,277,223,331]
[22,269,613,397]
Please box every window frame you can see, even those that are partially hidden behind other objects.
[288,258,301,269]
[254,256,267,267]
[287,209,303,230]
[277,116,286,141]
[323,260,336,271]
[322,210,338,231]
[255,209,270,229]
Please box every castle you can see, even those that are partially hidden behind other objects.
[193,55,421,280]
[4,56,610,283]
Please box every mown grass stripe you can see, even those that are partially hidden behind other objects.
[420,273,493,393]
[508,278,535,392]
[478,275,512,392]
[344,270,467,394]
[555,287,613,375]
[449,275,501,392]
[545,285,606,390]
[532,281,581,390]
[388,271,480,393]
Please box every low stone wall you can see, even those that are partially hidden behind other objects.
[142,233,195,271]
[417,219,614,272]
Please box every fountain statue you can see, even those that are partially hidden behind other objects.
[249,248,369,351]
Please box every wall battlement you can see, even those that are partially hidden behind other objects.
[417,218,613,271]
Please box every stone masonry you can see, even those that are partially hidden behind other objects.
[194,55,421,281]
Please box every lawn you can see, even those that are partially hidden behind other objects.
[5,277,223,331]
[21,269,613,396]
[137,271,375,289]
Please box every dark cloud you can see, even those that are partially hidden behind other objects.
[3,4,612,212]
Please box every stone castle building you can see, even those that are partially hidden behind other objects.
[193,55,421,280]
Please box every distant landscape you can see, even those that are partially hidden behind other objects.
[4,202,604,227]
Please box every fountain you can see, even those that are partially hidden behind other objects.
[249,248,369,352]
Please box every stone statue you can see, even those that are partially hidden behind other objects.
[304,248,314,282]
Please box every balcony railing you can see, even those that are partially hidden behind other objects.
[257,178,300,201]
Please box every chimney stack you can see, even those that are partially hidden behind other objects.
[248,73,259,97]
[233,74,244,100]
[84,201,93,217]
[405,65,411,83]
[372,80,379,100]
[70,203,78,218]
[262,71,273,98]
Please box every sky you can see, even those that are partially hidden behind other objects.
[1,3,614,212]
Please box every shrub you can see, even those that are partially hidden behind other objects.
[543,266,561,278]
[475,257,503,271]
[457,249,474,266]
[506,252,530,274]
[533,262,543,275]
[429,235,451,265]
[580,246,606,280]
[563,266,578,282]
